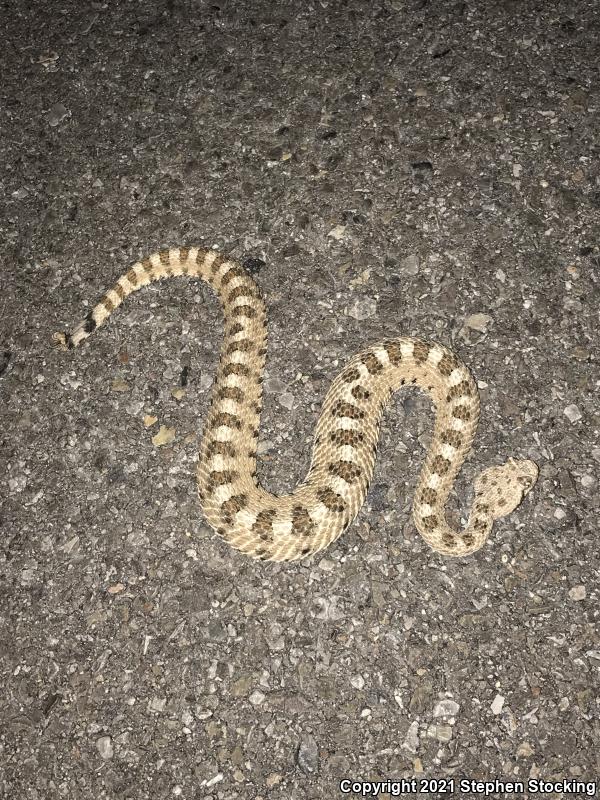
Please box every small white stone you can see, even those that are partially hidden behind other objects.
[464,312,492,333]
[350,675,365,690]
[257,438,274,455]
[564,404,582,423]
[199,373,213,391]
[433,699,460,719]
[427,723,452,743]
[9,475,27,493]
[491,694,505,715]
[402,720,420,753]
[62,535,80,554]
[20,568,37,585]
[517,741,534,757]
[401,254,420,275]
[347,297,377,320]
[317,557,335,572]
[580,474,596,489]
[568,585,586,601]
[512,163,523,177]
[149,697,166,713]
[96,736,114,760]
[249,690,265,706]
[328,224,346,240]
[278,392,295,410]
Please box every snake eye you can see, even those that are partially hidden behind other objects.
[518,476,533,491]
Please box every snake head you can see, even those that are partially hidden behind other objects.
[510,458,539,496]
[474,458,539,519]
[52,331,70,351]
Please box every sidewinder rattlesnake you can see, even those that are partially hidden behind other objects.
[54,247,538,561]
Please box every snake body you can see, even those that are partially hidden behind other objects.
[54,247,538,561]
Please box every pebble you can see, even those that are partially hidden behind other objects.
[317,557,335,572]
[47,102,70,127]
[149,697,166,713]
[464,312,492,333]
[427,723,453,743]
[491,694,505,715]
[517,741,534,757]
[401,254,420,275]
[564,404,582,423]
[61,535,80,554]
[257,438,274,455]
[568,585,586,601]
[278,392,295,410]
[328,224,346,240]
[350,675,365,690]
[409,683,433,713]
[200,373,212,391]
[9,475,27,493]
[265,376,286,393]
[20,568,37,585]
[433,699,460,719]
[231,675,254,696]
[571,345,589,360]
[96,735,114,760]
[248,689,265,706]
[403,720,420,753]
[347,297,377,320]
[297,734,319,774]
[152,426,176,447]
[349,268,372,287]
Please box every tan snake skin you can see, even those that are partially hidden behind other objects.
[54,247,538,561]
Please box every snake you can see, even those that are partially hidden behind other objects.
[53,246,538,561]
